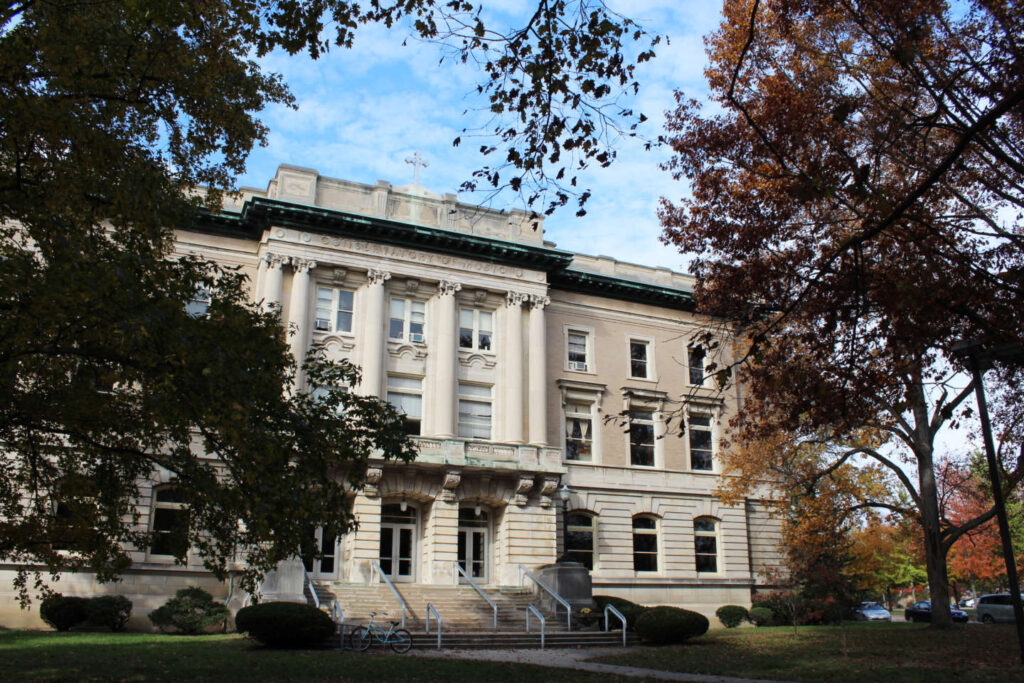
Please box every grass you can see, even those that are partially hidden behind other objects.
[0,630,629,682]
[591,621,1024,682]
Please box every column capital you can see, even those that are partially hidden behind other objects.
[438,280,462,297]
[506,291,528,307]
[265,252,289,269]
[366,269,392,286]
[528,294,550,310]
[292,258,317,274]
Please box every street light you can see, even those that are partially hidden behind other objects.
[952,340,1024,664]
[557,483,571,563]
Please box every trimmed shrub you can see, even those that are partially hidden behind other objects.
[86,595,133,631]
[148,587,230,635]
[234,602,335,648]
[749,606,773,627]
[715,605,749,628]
[592,595,645,631]
[634,606,709,645]
[40,595,90,631]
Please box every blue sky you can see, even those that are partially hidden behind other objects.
[237,1,722,271]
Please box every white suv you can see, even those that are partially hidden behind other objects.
[976,594,1017,623]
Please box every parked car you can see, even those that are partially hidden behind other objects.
[960,597,976,609]
[976,594,1018,624]
[852,602,893,622]
[903,601,969,623]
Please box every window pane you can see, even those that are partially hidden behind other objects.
[633,534,657,552]
[460,309,473,327]
[567,514,593,528]
[691,415,711,427]
[387,392,422,418]
[336,312,353,332]
[689,347,705,385]
[696,554,717,573]
[479,311,492,333]
[478,332,491,350]
[388,376,422,390]
[390,298,404,318]
[694,518,715,533]
[568,333,587,363]
[389,318,404,339]
[155,487,185,503]
[634,553,657,572]
[630,341,648,377]
[633,517,656,530]
[337,290,353,312]
[695,536,717,554]
[460,384,491,398]
[459,328,473,348]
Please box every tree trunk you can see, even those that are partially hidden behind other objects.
[909,378,954,628]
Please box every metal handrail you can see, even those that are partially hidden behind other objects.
[425,603,442,650]
[603,604,627,647]
[332,602,345,650]
[525,605,546,649]
[303,569,320,609]
[518,564,572,630]
[370,561,408,628]
[452,562,498,629]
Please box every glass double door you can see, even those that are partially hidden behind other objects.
[379,503,416,581]
[457,507,490,583]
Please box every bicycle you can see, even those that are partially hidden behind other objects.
[349,611,413,653]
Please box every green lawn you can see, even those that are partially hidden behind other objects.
[592,622,1024,682]
[0,630,627,683]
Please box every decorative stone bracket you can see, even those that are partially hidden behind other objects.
[364,467,383,497]
[440,469,462,502]
[539,477,559,508]
[514,475,535,507]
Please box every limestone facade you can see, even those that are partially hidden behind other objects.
[0,165,781,628]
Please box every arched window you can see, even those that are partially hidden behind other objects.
[150,486,189,557]
[565,511,596,569]
[694,517,719,573]
[632,515,658,572]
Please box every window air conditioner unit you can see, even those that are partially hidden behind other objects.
[314,319,330,331]
[569,361,588,371]
[410,333,425,343]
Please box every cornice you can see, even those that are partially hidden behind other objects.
[549,269,695,312]
[192,197,574,272]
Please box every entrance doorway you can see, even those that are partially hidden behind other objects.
[457,506,490,582]
[302,527,337,578]
[379,503,417,582]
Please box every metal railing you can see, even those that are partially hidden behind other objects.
[303,569,320,609]
[332,602,345,650]
[370,561,408,628]
[518,565,572,630]
[425,603,442,649]
[525,604,546,649]
[603,603,627,647]
[452,562,498,629]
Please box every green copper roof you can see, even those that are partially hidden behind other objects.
[192,196,694,311]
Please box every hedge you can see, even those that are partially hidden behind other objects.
[39,594,133,632]
[234,602,336,648]
[148,587,229,635]
[592,595,645,631]
[634,606,709,645]
[715,604,749,628]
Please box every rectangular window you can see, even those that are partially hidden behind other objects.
[689,415,713,471]
[315,287,354,333]
[389,297,425,342]
[564,402,593,462]
[694,518,718,573]
[629,340,650,379]
[566,513,595,570]
[567,330,590,371]
[387,375,423,436]
[185,287,211,318]
[458,384,492,439]
[629,410,655,467]
[459,308,493,351]
[632,516,658,572]
[688,346,706,386]
[150,487,189,557]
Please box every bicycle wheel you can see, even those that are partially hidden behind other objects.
[350,626,373,652]
[389,628,412,654]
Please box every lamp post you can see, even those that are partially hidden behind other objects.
[557,483,571,563]
[952,340,1024,664]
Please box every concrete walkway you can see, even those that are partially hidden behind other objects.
[408,646,794,683]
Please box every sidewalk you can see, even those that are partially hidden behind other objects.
[408,646,794,683]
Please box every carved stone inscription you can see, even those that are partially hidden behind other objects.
[319,238,534,280]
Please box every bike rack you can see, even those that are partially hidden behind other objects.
[519,564,572,630]
[604,603,628,647]
[525,604,546,650]
[452,562,498,629]
[370,561,408,628]
[425,603,442,649]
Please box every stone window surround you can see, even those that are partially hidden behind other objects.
[557,379,606,465]
[683,401,722,474]
[564,323,596,374]
[625,333,656,382]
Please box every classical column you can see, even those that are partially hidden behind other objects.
[360,269,391,397]
[527,295,550,445]
[287,258,316,379]
[254,253,268,304]
[263,253,287,311]
[504,292,526,443]
[435,280,461,438]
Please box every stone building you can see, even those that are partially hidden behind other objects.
[0,164,781,628]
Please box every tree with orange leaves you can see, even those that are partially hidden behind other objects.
[663,0,1024,627]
